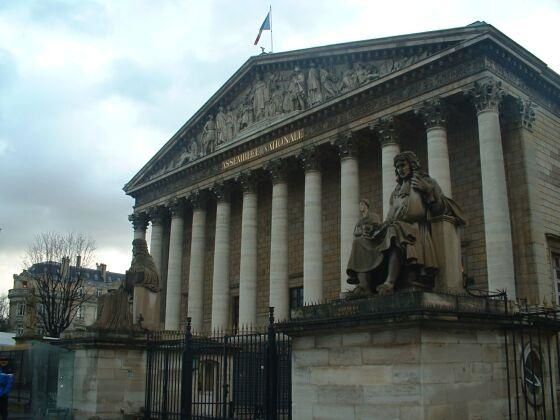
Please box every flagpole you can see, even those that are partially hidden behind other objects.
[269,5,273,53]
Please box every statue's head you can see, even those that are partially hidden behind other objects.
[132,239,149,257]
[359,198,370,213]
[394,151,421,181]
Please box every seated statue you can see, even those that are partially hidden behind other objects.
[91,239,160,332]
[346,151,465,295]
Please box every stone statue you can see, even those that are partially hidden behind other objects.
[239,95,254,130]
[307,63,322,106]
[346,151,465,295]
[215,106,227,145]
[320,67,338,100]
[200,115,216,154]
[270,83,285,116]
[339,64,359,93]
[252,73,269,121]
[284,66,306,112]
[355,62,379,85]
[91,239,160,331]
[127,238,160,292]
[225,106,236,141]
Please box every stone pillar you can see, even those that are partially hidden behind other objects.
[336,135,360,294]
[238,173,259,327]
[211,184,231,331]
[128,212,149,241]
[164,199,185,330]
[417,98,452,197]
[148,207,166,276]
[470,80,516,298]
[266,160,290,321]
[374,117,400,218]
[299,147,323,304]
[186,191,207,333]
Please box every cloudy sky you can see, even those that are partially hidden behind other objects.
[0,0,559,294]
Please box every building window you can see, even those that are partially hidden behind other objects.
[197,360,217,393]
[77,305,84,320]
[553,253,560,304]
[96,289,102,297]
[289,286,304,312]
[77,287,84,297]
[17,303,25,316]
[22,280,28,289]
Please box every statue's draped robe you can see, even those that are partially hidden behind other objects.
[347,174,465,280]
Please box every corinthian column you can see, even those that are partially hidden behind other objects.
[129,212,149,241]
[266,160,289,321]
[417,98,452,197]
[211,183,231,331]
[186,191,207,333]
[335,134,360,293]
[374,117,400,218]
[164,199,186,330]
[299,147,323,304]
[469,79,516,298]
[238,173,259,327]
[148,207,166,276]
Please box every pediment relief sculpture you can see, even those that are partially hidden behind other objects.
[145,50,430,182]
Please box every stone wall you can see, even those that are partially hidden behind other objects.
[291,325,510,420]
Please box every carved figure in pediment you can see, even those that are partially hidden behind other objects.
[307,63,323,106]
[320,67,338,100]
[215,106,227,145]
[284,66,306,112]
[269,83,285,116]
[355,62,379,85]
[225,106,236,142]
[177,139,199,166]
[201,115,216,154]
[239,95,254,131]
[340,64,359,93]
[252,73,270,121]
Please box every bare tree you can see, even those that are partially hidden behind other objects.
[23,232,97,338]
[0,295,9,332]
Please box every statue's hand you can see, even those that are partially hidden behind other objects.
[411,175,433,193]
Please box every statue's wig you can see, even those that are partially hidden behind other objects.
[394,151,423,182]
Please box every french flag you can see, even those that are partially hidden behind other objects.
[254,11,271,45]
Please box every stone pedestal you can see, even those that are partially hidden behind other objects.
[60,331,147,419]
[283,292,560,420]
[431,215,463,292]
[133,286,160,330]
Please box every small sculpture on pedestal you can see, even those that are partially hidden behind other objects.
[346,151,465,296]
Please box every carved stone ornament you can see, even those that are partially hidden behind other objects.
[415,98,448,129]
[148,206,167,226]
[128,212,149,231]
[211,182,231,202]
[264,159,288,184]
[517,99,536,131]
[142,50,433,181]
[467,79,504,113]
[167,198,186,217]
[298,146,322,172]
[187,190,207,210]
[236,171,259,194]
[372,116,399,147]
[334,133,358,159]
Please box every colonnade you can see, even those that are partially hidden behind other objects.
[129,81,518,331]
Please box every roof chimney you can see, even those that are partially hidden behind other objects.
[98,263,107,282]
[61,256,70,278]
[76,255,82,269]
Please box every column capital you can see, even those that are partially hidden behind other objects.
[334,133,358,159]
[187,189,207,210]
[128,212,149,231]
[211,181,232,203]
[264,159,289,184]
[148,206,167,226]
[509,99,537,131]
[467,79,504,113]
[415,98,448,129]
[297,145,323,172]
[236,171,259,194]
[371,116,399,147]
[167,198,186,217]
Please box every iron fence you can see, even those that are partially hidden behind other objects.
[145,309,291,420]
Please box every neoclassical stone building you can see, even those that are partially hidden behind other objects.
[124,22,560,332]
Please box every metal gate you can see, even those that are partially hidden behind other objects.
[145,309,291,419]
[504,305,560,420]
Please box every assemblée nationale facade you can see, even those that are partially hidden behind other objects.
[124,22,560,332]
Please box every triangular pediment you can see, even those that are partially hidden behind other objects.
[124,22,518,193]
